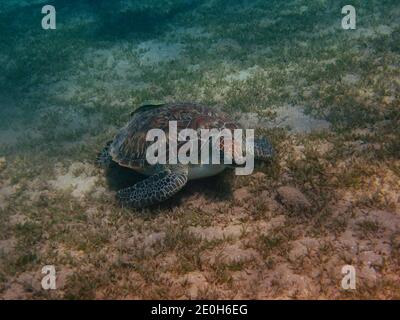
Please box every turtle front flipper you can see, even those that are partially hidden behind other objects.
[96,140,113,168]
[117,165,188,208]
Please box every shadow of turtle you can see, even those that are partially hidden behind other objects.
[162,169,234,209]
[104,162,234,213]
[104,162,144,191]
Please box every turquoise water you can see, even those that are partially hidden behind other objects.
[1,1,398,146]
[0,1,399,299]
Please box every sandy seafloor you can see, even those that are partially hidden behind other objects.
[0,0,399,299]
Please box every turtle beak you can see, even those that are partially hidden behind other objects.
[254,138,274,161]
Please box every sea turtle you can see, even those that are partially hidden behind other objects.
[97,102,273,208]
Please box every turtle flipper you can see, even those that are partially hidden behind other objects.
[117,166,188,208]
[254,138,274,161]
[96,140,113,168]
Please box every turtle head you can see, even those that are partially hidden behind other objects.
[221,136,274,164]
[253,137,274,161]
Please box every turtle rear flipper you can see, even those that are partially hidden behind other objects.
[96,140,113,168]
[117,166,188,208]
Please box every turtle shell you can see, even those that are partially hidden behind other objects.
[110,102,241,170]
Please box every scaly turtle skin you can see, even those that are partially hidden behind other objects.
[97,102,273,208]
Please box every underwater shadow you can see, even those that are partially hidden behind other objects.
[104,162,145,191]
[104,163,234,213]
[93,0,202,41]
[146,171,234,213]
